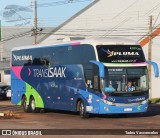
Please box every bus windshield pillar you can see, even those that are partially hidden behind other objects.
[90,60,104,78]
[90,60,105,92]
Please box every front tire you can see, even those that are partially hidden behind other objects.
[79,100,89,118]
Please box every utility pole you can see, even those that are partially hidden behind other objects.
[0,20,2,61]
[0,20,1,42]
[33,0,38,45]
[0,20,4,61]
[148,16,153,100]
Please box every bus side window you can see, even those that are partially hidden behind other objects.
[85,65,93,89]
[93,75,99,90]
[85,64,100,91]
[92,64,100,91]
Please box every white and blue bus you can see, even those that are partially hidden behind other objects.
[11,38,159,118]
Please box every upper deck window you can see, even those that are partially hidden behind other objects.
[96,45,145,63]
[12,44,96,66]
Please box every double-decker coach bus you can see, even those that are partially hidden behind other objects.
[11,38,159,118]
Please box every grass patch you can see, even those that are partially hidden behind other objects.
[151,98,160,103]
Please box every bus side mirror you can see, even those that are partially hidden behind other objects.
[94,75,99,90]
[146,60,159,77]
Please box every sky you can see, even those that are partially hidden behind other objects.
[0,0,94,27]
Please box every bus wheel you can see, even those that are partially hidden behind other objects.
[22,96,31,113]
[79,100,89,118]
[30,97,40,113]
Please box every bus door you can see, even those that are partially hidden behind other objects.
[58,65,86,111]
[53,80,66,110]
[57,83,72,110]
[85,63,101,113]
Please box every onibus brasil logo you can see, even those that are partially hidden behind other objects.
[102,48,139,57]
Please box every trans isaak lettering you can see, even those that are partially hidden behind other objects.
[33,67,66,78]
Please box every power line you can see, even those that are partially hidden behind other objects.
[1,30,32,42]
[31,0,93,7]
[2,23,159,43]
[112,0,139,20]
[2,29,160,44]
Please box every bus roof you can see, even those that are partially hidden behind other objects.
[12,37,139,51]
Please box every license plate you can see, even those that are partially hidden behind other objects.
[124,108,132,112]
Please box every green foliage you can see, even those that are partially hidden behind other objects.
[151,98,160,103]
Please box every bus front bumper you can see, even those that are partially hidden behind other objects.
[98,101,148,114]
[86,101,148,114]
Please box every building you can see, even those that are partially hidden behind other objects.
[41,0,160,98]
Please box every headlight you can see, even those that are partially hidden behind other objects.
[102,99,115,106]
[141,99,148,105]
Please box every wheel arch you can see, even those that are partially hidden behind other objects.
[76,97,89,111]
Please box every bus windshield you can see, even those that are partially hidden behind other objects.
[103,67,148,93]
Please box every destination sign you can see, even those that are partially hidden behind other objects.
[97,45,145,63]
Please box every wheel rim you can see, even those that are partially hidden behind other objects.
[23,97,28,110]
[31,99,36,110]
[80,102,84,116]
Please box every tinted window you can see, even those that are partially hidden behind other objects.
[12,44,96,66]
